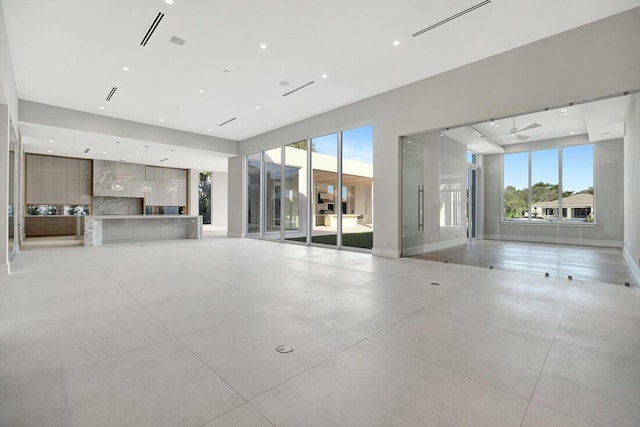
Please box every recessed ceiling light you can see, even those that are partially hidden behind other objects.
[120,159,126,161]
[321,74,328,79]
[99,106,105,110]
[198,89,204,93]
[165,0,173,4]
[393,40,400,46]
[47,150,52,153]
[561,109,567,113]
[260,43,267,50]
[255,106,260,110]
[159,118,164,122]
[570,131,575,135]
[49,139,54,143]
[128,154,133,158]
[207,128,211,132]
[562,112,569,116]
[103,151,107,154]
[122,66,129,71]
[152,157,156,160]
[490,120,495,126]
[135,151,139,154]
[512,139,516,143]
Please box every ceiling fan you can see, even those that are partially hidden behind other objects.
[493,117,541,141]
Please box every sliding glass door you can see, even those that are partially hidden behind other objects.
[244,124,374,251]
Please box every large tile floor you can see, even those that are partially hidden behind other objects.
[1,236,639,426]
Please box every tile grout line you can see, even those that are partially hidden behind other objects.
[91,258,252,408]
[518,280,578,427]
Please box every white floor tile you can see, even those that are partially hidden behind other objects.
[521,404,592,427]
[182,308,361,400]
[290,287,424,337]
[0,306,173,389]
[145,286,281,337]
[203,404,273,427]
[251,341,528,427]
[429,289,566,336]
[371,308,552,399]
[532,341,640,426]
[0,340,244,427]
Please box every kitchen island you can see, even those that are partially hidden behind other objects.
[84,215,202,246]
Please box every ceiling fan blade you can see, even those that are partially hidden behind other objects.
[518,123,541,132]
[516,134,529,141]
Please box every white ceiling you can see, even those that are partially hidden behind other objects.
[443,94,630,153]
[3,0,640,166]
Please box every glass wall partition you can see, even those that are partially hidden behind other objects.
[263,147,282,240]
[246,152,261,237]
[401,92,634,286]
[283,141,307,241]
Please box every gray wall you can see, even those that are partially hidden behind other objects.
[483,138,624,246]
[624,94,640,281]
[210,171,228,229]
[234,7,640,256]
[227,156,243,237]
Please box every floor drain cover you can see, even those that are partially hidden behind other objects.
[430,282,440,286]
[276,344,294,354]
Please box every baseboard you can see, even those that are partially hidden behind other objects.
[226,232,242,238]
[402,237,469,257]
[372,247,401,258]
[481,234,623,248]
[0,263,8,276]
[623,247,640,285]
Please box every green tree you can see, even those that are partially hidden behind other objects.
[504,186,527,219]
[287,141,316,151]
[198,172,211,217]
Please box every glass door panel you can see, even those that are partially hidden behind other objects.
[341,125,374,249]
[263,147,282,240]
[311,133,338,246]
[284,141,308,242]
[246,152,261,236]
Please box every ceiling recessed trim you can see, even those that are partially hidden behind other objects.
[412,0,491,38]
[105,87,117,102]
[218,117,237,127]
[141,12,165,46]
[282,81,315,97]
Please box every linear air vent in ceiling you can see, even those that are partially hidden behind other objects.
[412,0,491,38]
[218,117,237,127]
[141,12,165,46]
[282,81,315,97]
[159,157,169,162]
[83,148,90,154]
[106,87,117,101]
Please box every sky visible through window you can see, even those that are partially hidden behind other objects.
[312,124,373,164]
[504,145,593,193]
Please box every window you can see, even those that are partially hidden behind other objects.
[504,144,594,223]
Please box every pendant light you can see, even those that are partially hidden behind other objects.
[166,181,177,194]
[141,180,153,193]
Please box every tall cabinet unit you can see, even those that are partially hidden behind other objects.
[25,154,92,237]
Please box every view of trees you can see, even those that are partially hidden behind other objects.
[504,182,593,219]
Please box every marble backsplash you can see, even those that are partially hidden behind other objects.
[92,197,143,215]
[93,160,146,198]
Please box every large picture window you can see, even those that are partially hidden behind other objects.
[504,144,594,223]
